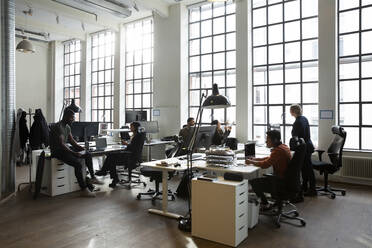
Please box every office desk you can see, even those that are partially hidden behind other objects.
[140,157,189,219]
[141,153,262,219]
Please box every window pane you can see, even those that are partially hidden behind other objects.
[340,57,359,79]
[254,47,267,65]
[303,105,318,125]
[269,106,283,124]
[302,39,318,60]
[268,65,283,84]
[362,128,372,150]
[268,24,283,44]
[362,7,372,30]
[339,104,359,125]
[362,104,372,125]
[253,66,267,85]
[254,106,267,124]
[285,21,300,42]
[339,33,359,56]
[254,86,267,104]
[339,10,359,33]
[285,42,300,62]
[362,31,372,54]
[253,8,266,27]
[253,27,267,46]
[362,79,372,101]
[269,85,283,104]
[343,127,359,149]
[302,0,318,18]
[268,4,282,24]
[268,44,283,64]
[302,18,318,39]
[303,83,318,103]
[284,0,300,21]
[340,80,359,102]
[285,63,301,83]
[285,84,300,104]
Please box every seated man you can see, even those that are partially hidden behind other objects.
[178,117,195,155]
[211,120,231,146]
[95,122,145,188]
[49,108,103,197]
[245,130,291,210]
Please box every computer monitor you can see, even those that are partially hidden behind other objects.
[138,121,159,134]
[193,125,217,150]
[71,122,100,142]
[125,110,147,123]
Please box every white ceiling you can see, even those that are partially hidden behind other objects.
[15,0,201,42]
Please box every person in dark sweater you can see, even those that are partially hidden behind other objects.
[211,120,231,146]
[49,108,103,197]
[290,104,317,197]
[95,122,145,188]
[246,130,291,210]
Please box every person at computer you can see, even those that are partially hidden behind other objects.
[211,120,231,146]
[95,122,144,188]
[290,104,316,197]
[49,108,103,197]
[245,130,291,210]
[178,117,195,155]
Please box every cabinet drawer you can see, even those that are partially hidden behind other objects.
[53,184,69,196]
[55,176,68,186]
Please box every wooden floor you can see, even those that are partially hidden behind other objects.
[2,167,372,248]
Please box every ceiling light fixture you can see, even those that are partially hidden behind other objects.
[16,9,35,53]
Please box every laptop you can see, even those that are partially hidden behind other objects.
[95,138,107,151]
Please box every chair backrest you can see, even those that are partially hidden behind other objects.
[327,126,347,170]
[132,131,146,163]
[284,137,306,195]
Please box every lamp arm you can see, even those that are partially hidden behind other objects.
[58,99,67,122]
[187,93,205,153]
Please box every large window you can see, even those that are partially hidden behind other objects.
[63,40,81,121]
[188,1,236,134]
[91,30,115,128]
[252,0,319,145]
[338,0,372,150]
[125,18,154,120]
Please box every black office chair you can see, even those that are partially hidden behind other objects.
[261,137,306,228]
[136,136,181,201]
[312,125,347,199]
[116,131,147,189]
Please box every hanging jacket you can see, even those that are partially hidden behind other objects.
[19,111,29,149]
[29,109,49,150]
[13,108,23,159]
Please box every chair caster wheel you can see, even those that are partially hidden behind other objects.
[330,194,336,199]
[137,194,141,200]
[171,195,175,201]
[341,191,346,196]
[301,220,306,226]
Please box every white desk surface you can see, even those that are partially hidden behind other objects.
[143,139,175,146]
[141,153,261,175]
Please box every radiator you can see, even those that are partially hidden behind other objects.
[340,156,372,180]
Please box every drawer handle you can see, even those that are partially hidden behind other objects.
[57,185,65,187]
[239,191,245,196]
[239,200,245,205]
[239,213,245,218]
[57,177,64,179]
[57,169,64,171]
[239,225,245,231]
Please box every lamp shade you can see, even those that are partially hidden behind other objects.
[66,99,82,113]
[16,38,35,53]
[202,84,231,109]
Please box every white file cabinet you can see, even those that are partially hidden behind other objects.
[40,158,86,196]
[192,178,248,247]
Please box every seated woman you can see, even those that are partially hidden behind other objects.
[95,122,145,188]
[211,120,231,146]
[245,130,292,210]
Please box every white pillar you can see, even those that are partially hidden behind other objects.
[113,26,125,128]
[236,0,250,142]
[318,0,337,150]
[153,4,187,137]
[51,41,64,122]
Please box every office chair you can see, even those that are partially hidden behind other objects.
[136,136,181,201]
[116,131,147,189]
[261,137,306,228]
[312,126,347,199]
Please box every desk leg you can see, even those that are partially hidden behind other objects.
[148,170,182,219]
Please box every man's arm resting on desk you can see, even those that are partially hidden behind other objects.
[246,156,272,169]
[68,133,85,153]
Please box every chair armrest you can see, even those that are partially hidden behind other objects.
[315,149,325,161]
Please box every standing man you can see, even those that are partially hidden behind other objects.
[178,117,195,155]
[49,108,102,197]
[290,104,316,197]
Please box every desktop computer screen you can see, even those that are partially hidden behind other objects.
[71,122,100,142]
[125,110,147,123]
[193,125,217,150]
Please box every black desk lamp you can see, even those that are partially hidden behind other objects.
[59,99,82,121]
[178,83,231,232]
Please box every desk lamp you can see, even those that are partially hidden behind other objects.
[59,99,82,121]
[178,83,231,232]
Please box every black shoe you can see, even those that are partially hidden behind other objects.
[109,178,119,188]
[304,189,317,197]
[95,170,107,176]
